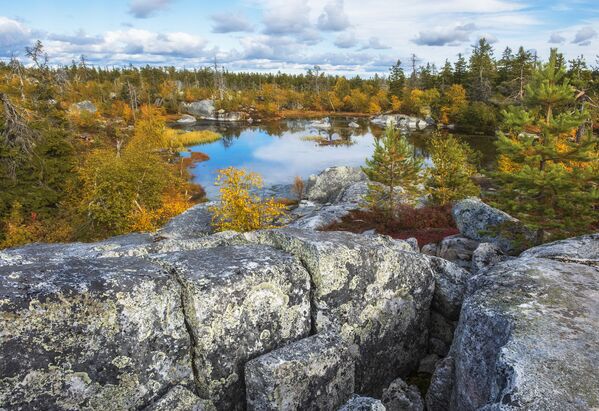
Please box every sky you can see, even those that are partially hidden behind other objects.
[0,0,597,76]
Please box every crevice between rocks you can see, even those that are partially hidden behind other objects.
[161,259,203,399]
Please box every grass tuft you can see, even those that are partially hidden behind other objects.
[165,129,222,147]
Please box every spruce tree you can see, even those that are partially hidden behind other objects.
[493,49,599,241]
[426,133,480,206]
[362,127,423,217]
[388,60,405,98]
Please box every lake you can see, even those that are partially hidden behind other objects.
[177,117,497,199]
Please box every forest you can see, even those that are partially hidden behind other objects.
[0,39,598,247]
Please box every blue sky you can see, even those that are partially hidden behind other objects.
[0,0,597,75]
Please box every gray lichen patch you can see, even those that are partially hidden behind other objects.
[240,228,434,395]
[0,256,192,410]
[159,244,311,410]
[245,331,354,411]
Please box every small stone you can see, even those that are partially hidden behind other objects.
[339,395,386,411]
[421,243,438,256]
[471,242,508,273]
[405,237,419,252]
[381,377,424,411]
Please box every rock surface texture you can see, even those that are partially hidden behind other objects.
[242,228,434,395]
[452,197,535,254]
[429,234,599,410]
[245,332,354,410]
[159,245,311,410]
[0,256,192,410]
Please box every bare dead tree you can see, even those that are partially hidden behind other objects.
[0,93,40,178]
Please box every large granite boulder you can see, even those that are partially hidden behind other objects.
[157,202,216,239]
[452,198,535,254]
[241,228,434,395]
[245,332,354,410]
[427,257,471,321]
[0,257,192,410]
[176,114,197,125]
[159,245,311,410]
[288,201,356,230]
[520,233,599,264]
[445,252,599,410]
[182,99,216,119]
[305,166,367,203]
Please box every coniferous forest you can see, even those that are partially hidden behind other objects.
[0,39,597,247]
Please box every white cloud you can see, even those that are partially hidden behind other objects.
[128,0,173,18]
[548,32,565,44]
[262,0,311,35]
[334,31,356,48]
[572,26,597,45]
[0,17,32,55]
[211,13,254,33]
[317,0,351,31]
[413,23,475,46]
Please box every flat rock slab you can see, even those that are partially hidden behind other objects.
[245,332,354,410]
[243,228,434,395]
[160,245,311,410]
[449,256,599,410]
[0,257,191,410]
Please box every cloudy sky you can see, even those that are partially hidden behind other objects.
[0,0,597,75]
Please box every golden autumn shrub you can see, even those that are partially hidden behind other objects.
[210,167,286,232]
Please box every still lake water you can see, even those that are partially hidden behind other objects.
[178,117,496,199]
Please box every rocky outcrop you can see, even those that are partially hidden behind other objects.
[304,166,367,203]
[181,100,248,122]
[245,332,354,410]
[520,233,599,265]
[432,233,599,410]
[157,202,216,238]
[452,198,535,254]
[176,114,197,124]
[69,100,97,113]
[241,228,434,395]
[0,256,192,410]
[182,99,216,119]
[159,245,311,410]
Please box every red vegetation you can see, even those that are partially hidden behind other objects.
[321,205,459,246]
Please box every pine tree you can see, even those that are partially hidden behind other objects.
[362,127,423,217]
[493,49,599,241]
[426,133,480,206]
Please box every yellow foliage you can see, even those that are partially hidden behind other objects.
[210,167,287,232]
[164,129,222,148]
[368,101,382,114]
[391,95,402,112]
[128,192,192,232]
